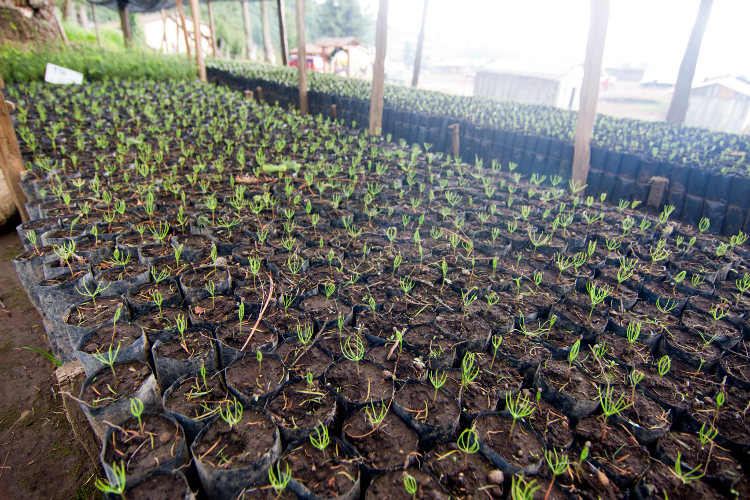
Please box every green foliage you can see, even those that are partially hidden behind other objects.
[0,45,195,85]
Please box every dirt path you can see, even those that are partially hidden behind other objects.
[0,221,100,500]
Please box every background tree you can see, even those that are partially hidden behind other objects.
[666,0,714,124]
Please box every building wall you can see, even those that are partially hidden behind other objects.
[474,71,561,107]
[473,70,581,109]
[685,85,750,134]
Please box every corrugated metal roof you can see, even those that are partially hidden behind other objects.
[693,77,750,97]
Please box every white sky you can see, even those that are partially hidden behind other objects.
[359,0,750,82]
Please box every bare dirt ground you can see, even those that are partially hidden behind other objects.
[0,218,100,500]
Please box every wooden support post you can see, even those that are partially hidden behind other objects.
[256,86,264,102]
[449,123,460,157]
[571,0,610,186]
[411,0,428,88]
[242,0,255,60]
[207,0,218,57]
[91,4,102,48]
[330,104,337,120]
[277,0,289,65]
[56,361,101,466]
[175,0,192,57]
[368,0,389,136]
[295,0,308,114]
[189,0,207,81]
[244,89,254,101]
[118,1,133,48]
[0,84,29,222]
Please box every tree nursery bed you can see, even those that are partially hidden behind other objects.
[4,79,750,499]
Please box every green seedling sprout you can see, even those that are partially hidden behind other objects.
[629,369,644,402]
[699,422,719,471]
[459,352,480,399]
[429,370,447,401]
[325,282,335,300]
[544,449,571,498]
[173,243,183,268]
[310,421,330,452]
[151,289,163,317]
[175,313,189,354]
[568,339,581,372]
[130,397,144,435]
[505,391,535,441]
[92,342,121,381]
[456,427,480,470]
[365,401,388,428]
[461,287,478,316]
[237,301,245,337]
[268,462,292,493]
[597,384,632,439]
[658,355,671,376]
[95,461,126,496]
[76,280,111,307]
[297,323,313,345]
[585,281,611,321]
[341,334,365,373]
[510,475,540,500]
[490,335,503,369]
[399,276,415,307]
[626,321,641,348]
[219,398,243,428]
[25,230,40,255]
[403,474,418,499]
[671,452,705,485]
[205,280,216,308]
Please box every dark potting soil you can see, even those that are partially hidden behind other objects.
[365,469,449,499]
[164,371,228,420]
[425,442,504,499]
[124,471,192,500]
[66,298,126,328]
[193,408,276,469]
[284,440,359,498]
[81,361,152,409]
[155,328,213,360]
[216,319,276,351]
[190,295,237,324]
[326,360,393,404]
[80,322,143,353]
[473,412,545,471]
[266,379,336,433]
[102,414,184,479]
[225,354,286,401]
[343,407,418,471]
[394,381,460,431]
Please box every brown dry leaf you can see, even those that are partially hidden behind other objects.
[234,175,256,184]
[194,305,207,315]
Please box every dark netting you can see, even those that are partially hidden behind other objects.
[87,0,263,14]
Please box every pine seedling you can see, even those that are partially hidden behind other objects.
[403,474,418,499]
[95,462,126,496]
[268,462,292,493]
[505,391,535,441]
[456,427,480,470]
[429,370,447,402]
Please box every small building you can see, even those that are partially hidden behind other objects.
[685,77,750,134]
[290,37,370,78]
[473,60,583,109]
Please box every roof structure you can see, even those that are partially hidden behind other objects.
[693,77,750,97]
[86,0,264,14]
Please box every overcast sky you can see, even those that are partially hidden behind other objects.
[358,0,750,82]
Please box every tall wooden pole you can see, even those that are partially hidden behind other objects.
[189,0,207,81]
[242,0,256,60]
[118,1,133,48]
[666,0,713,124]
[0,82,29,222]
[91,4,102,48]
[368,0,388,136]
[411,0,428,88]
[175,0,192,56]
[571,0,610,186]
[277,0,289,65]
[295,0,308,114]
[261,0,276,63]
[207,0,218,57]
